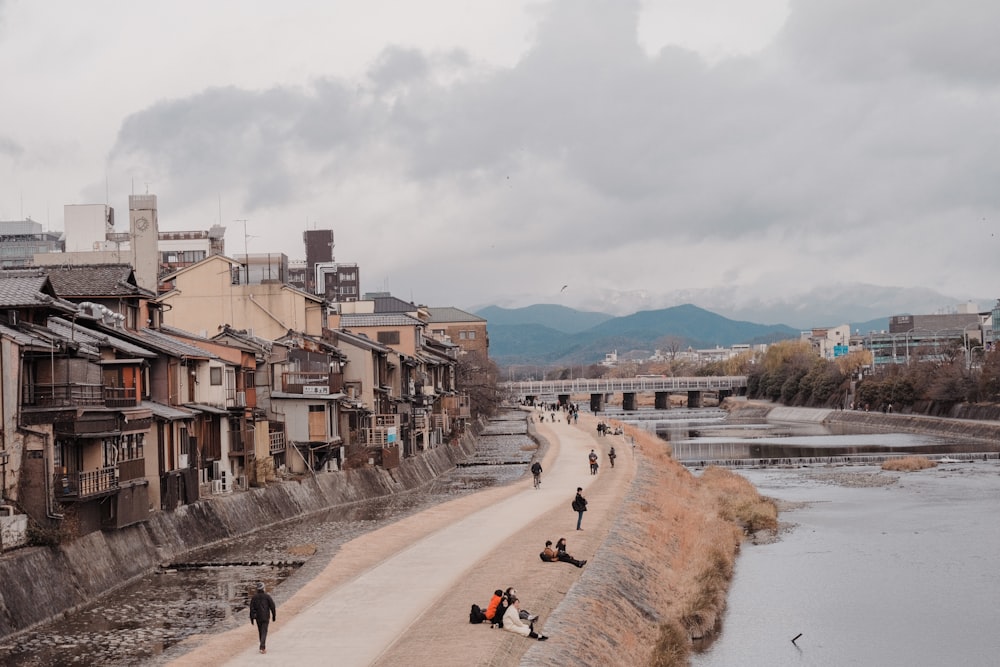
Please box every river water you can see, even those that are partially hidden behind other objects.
[689,457,1000,666]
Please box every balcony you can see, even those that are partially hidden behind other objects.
[25,383,140,409]
[54,458,147,501]
[104,386,138,408]
[269,428,286,455]
[280,371,344,396]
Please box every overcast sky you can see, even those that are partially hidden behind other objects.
[1,0,998,318]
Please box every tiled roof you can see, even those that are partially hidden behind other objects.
[370,295,419,313]
[426,307,485,323]
[135,327,218,360]
[0,274,55,307]
[0,322,60,349]
[44,264,141,298]
[47,317,158,358]
[340,313,423,327]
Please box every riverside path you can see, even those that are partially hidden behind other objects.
[167,408,636,666]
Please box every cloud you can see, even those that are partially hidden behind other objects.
[97,0,1000,310]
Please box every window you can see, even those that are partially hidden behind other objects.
[459,331,467,340]
[308,404,326,439]
[377,331,400,345]
[467,330,476,340]
[210,367,223,385]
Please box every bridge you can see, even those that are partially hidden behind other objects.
[501,376,748,411]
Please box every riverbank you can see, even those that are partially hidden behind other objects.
[0,429,478,643]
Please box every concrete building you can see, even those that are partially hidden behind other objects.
[0,219,64,268]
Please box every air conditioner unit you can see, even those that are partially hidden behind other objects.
[211,480,223,494]
[235,391,247,407]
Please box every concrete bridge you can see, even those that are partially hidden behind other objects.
[502,376,748,411]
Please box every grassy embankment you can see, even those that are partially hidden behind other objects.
[609,422,777,666]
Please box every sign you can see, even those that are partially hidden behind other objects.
[833,345,849,357]
[387,427,397,444]
[303,385,328,395]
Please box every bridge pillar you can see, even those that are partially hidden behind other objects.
[590,393,604,412]
[558,394,570,407]
[622,392,636,411]
[687,390,702,408]
[525,395,537,406]
[654,391,670,410]
[718,389,732,403]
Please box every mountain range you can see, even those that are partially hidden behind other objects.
[476,303,891,367]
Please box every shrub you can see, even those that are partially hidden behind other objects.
[882,456,937,472]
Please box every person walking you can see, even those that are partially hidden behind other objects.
[531,461,543,489]
[572,487,588,530]
[608,446,616,469]
[588,449,599,475]
[249,582,277,654]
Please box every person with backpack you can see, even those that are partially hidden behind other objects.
[588,449,599,475]
[531,461,543,489]
[572,487,588,530]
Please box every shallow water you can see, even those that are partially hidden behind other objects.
[692,463,1000,667]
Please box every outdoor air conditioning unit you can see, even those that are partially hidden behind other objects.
[211,480,223,494]
[235,391,247,407]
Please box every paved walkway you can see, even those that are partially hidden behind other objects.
[169,410,635,666]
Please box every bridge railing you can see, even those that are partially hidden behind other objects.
[501,376,747,395]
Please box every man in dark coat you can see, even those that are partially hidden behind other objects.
[572,487,588,530]
[249,582,277,654]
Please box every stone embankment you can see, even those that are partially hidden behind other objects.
[751,403,1000,443]
[0,432,477,642]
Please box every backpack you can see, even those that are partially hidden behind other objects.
[539,551,548,562]
[470,603,487,624]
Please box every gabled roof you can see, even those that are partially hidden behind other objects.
[159,253,242,282]
[0,322,61,350]
[44,264,152,298]
[340,313,424,328]
[426,307,486,324]
[0,273,58,307]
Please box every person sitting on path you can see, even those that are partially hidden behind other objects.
[555,537,587,567]
[540,539,559,562]
[484,589,504,624]
[502,596,548,641]
[249,582,277,654]
[572,487,588,530]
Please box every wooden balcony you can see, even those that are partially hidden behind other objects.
[280,371,344,396]
[269,428,286,455]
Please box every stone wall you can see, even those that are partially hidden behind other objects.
[0,433,476,641]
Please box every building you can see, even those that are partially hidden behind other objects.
[426,307,488,359]
[866,310,986,369]
[801,324,852,360]
[0,219,64,268]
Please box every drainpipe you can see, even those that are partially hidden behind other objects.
[247,294,288,330]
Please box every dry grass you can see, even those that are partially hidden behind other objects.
[882,456,938,472]
[587,425,766,667]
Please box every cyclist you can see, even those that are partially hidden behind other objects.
[531,461,543,489]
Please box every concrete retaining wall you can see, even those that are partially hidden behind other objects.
[0,434,476,641]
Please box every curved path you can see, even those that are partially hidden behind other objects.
[169,410,635,666]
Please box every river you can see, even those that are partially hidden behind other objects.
[690,456,1000,666]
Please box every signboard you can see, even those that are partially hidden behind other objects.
[387,427,397,444]
[303,385,328,395]
[834,345,849,358]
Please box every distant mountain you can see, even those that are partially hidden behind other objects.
[476,304,613,334]
[484,303,799,366]
[525,283,986,330]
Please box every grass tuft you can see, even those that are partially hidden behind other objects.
[882,456,937,472]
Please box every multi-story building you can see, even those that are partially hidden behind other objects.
[0,219,64,268]
[866,309,986,368]
[426,307,488,359]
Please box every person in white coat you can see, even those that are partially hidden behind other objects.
[502,596,548,641]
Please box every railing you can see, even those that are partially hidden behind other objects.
[280,371,343,395]
[117,457,145,482]
[54,466,118,499]
[269,429,285,455]
[104,386,138,408]
[503,376,749,395]
[27,383,105,408]
[362,428,397,447]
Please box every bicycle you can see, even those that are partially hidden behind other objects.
[533,471,541,489]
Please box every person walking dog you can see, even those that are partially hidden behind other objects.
[572,487,588,530]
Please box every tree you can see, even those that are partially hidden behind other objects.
[455,353,502,418]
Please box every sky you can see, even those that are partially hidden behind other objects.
[1,0,999,320]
